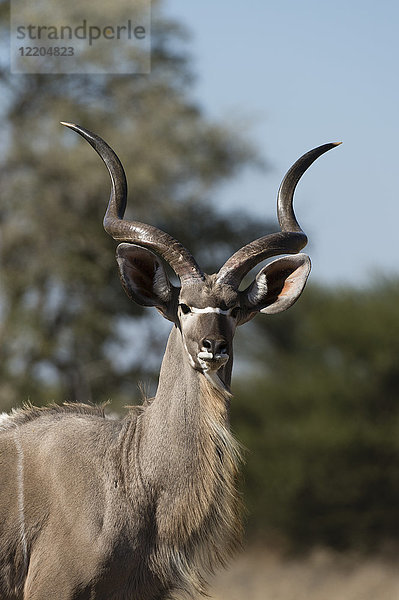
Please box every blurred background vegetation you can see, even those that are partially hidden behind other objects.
[1,0,399,560]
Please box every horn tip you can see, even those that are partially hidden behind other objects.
[332,141,343,147]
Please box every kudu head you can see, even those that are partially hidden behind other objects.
[62,123,339,378]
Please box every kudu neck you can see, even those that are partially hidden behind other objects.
[137,324,234,500]
[137,324,233,491]
[135,324,241,587]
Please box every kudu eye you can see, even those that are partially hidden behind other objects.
[179,303,191,315]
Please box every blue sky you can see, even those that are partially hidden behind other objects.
[164,0,399,285]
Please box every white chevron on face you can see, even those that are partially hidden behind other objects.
[189,307,232,315]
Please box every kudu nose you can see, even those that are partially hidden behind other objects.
[202,339,228,356]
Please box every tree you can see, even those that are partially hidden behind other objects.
[232,280,399,550]
[0,0,265,410]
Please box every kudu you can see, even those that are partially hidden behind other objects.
[0,124,339,600]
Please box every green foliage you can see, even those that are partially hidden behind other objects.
[0,2,263,409]
[1,0,398,554]
[232,280,399,551]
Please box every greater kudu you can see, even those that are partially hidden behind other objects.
[0,125,339,600]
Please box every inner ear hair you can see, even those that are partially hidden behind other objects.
[244,254,311,315]
[260,265,294,305]
[116,243,174,308]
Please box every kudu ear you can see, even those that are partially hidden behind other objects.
[242,254,311,317]
[116,244,176,320]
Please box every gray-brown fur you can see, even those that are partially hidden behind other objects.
[0,330,242,600]
[0,126,338,599]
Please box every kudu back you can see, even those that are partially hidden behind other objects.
[0,125,339,600]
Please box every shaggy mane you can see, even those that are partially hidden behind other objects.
[151,376,244,599]
[0,402,107,431]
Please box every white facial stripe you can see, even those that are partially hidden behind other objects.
[189,307,231,315]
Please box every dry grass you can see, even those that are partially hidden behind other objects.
[207,546,399,600]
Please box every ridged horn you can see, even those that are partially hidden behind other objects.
[61,122,204,283]
[216,142,341,288]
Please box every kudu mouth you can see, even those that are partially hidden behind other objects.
[197,351,229,372]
